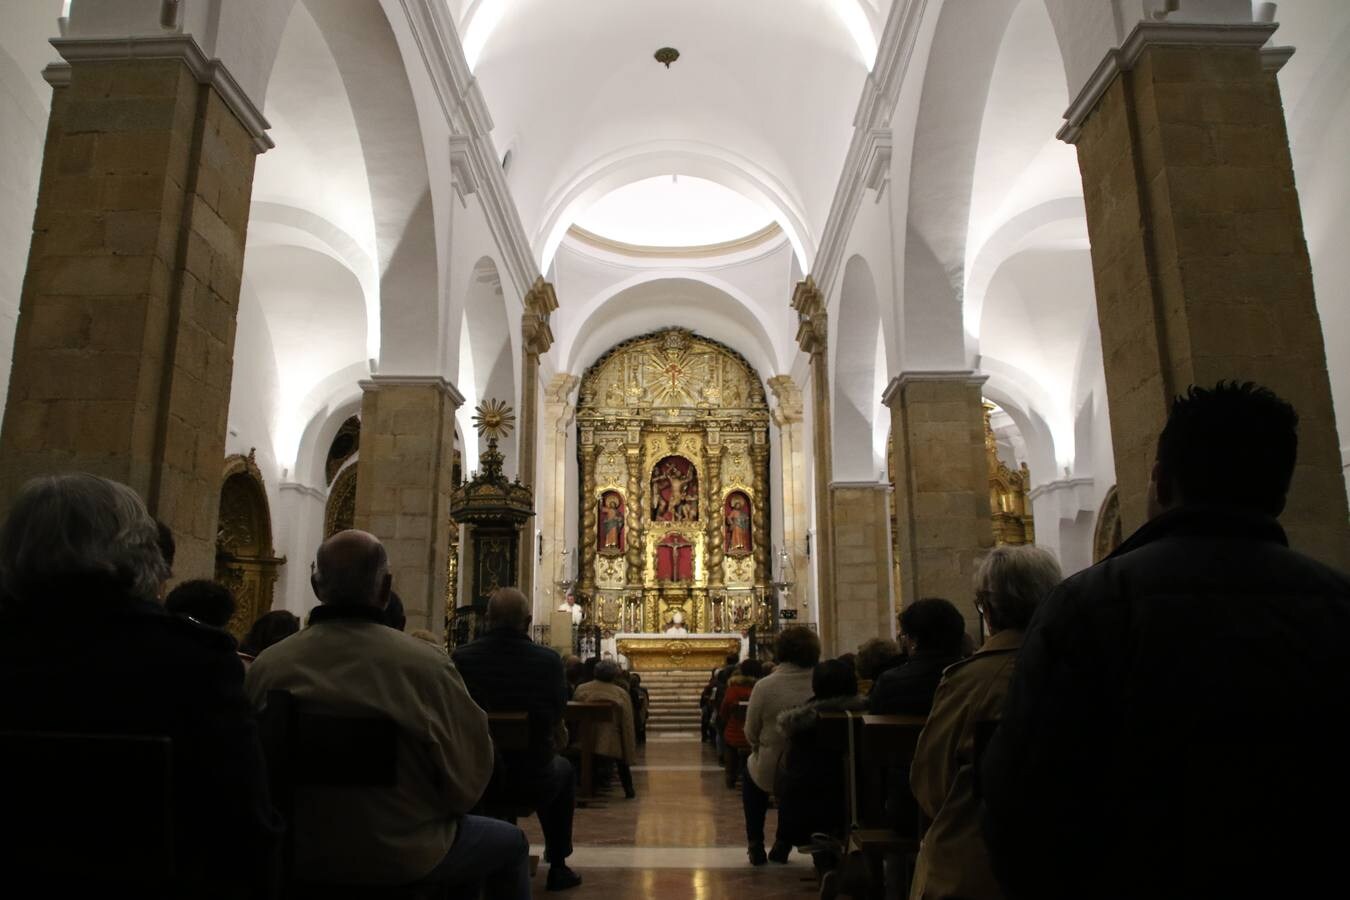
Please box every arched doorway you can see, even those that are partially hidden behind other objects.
[216,452,286,638]
[576,327,771,635]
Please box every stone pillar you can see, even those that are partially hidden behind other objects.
[1061,21,1350,570]
[0,43,270,580]
[884,373,995,637]
[830,482,896,653]
[768,375,813,619]
[518,278,558,598]
[537,373,578,618]
[354,376,462,632]
[791,278,838,650]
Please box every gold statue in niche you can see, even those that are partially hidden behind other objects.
[577,328,771,635]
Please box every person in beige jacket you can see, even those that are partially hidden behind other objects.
[743,626,820,865]
[908,545,1062,900]
[245,530,529,897]
[572,659,639,797]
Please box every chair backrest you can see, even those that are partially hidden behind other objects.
[487,711,531,752]
[258,690,400,884]
[856,714,927,832]
[0,730,174,883]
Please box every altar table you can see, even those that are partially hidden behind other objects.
[612,632,745,672]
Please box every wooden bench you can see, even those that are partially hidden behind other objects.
[850,714,927,899]
[564,701,617,800]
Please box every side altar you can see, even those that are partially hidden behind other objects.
[576,328,774,636]
[615,633,745,672]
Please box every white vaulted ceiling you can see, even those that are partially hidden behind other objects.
[456,0,876,271]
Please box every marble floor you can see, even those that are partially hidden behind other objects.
[522,733,819,898]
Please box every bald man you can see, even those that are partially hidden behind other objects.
[453,587,581,892]
[246,531,530,897]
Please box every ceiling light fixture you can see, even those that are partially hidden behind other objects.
[654,47,680,68]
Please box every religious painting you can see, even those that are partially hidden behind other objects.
[598,490,626,555]
[651,455,699,522]
[724,491,752,558]
[655,532,695,582]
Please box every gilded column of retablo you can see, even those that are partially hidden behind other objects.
[579,438,598,598]
[705,448,725,589]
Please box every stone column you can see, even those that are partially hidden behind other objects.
[884,373,995,638]
[354,376,462,632]
[537,373,578,618]
[791,278,838,650]
[1061,21,1350,570]
[830,482,896,653]
[518,278,558,598]
[768,375,813,618]
[0,43,271,580]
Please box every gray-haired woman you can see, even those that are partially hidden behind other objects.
[907,544,1063,900]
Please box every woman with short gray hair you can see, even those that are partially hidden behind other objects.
[0,473,168,607]
[908,544,1063,900]
[0,473,280,893]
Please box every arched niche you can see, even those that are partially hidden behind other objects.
[1092,486,1122,563]
[325,461,359,539]
[216,452,287,638]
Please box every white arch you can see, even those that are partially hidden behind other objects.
[560,271,784,378]
[835,254,885,481]
[460,0,880,72]
[536,141,816,274]
[247,201,381,363]
[963,196,1087,338]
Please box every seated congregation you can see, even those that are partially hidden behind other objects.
[0,382,1347,899]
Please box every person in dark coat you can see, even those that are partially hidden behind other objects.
[774,659,869,852]
[0,474,280,897]
[452,588,581,892]
[869,597,966,715]
[980,382,1350,899]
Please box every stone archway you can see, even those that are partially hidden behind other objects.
[216,452,286,638]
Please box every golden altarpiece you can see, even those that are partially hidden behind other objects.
[576,329,772,650]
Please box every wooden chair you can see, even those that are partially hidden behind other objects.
[259,690,439,900]
[480,711,534,824]
[563,701,617,801]
[0,730,175,890]
[849,714,927,900]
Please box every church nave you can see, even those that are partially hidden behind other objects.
[523,735,815,899]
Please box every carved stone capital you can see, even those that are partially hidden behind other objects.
[522,277,559,356]
[791,277,828,357]
[767,374,804,425]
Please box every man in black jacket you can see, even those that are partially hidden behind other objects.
[869,597,965,715]
[452,588,581,892]
[0,474,280,897]
[980,382,1350,898]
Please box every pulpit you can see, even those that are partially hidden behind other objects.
[447,400,532,647]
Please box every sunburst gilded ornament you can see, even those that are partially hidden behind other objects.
[472,399,516,440]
